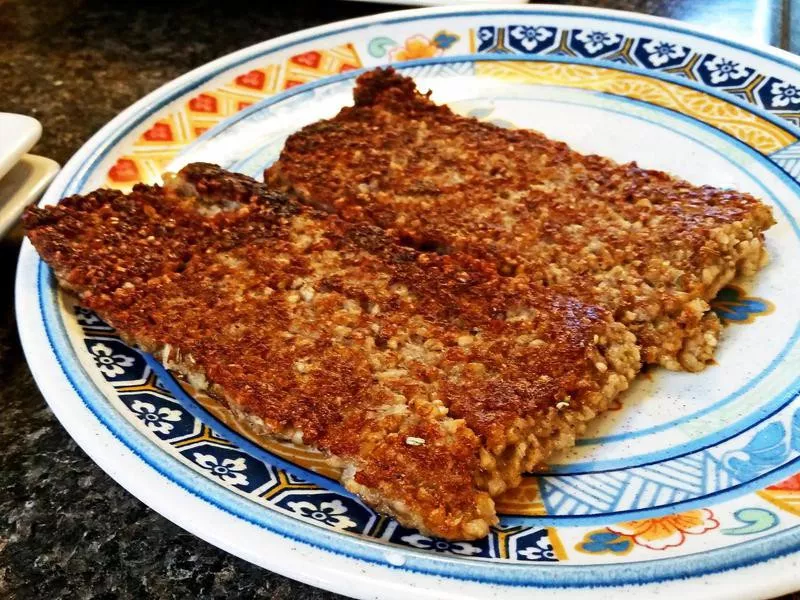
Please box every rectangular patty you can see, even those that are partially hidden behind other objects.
[266,68,776,372]
[25,163,639,540]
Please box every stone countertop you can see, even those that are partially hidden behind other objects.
[0,0,797,598]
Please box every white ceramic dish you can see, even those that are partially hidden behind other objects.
[345,0,529,6]
[15,6,800,599]
[0,154,59,237]
[0,113,41,181]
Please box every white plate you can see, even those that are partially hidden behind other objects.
[0,154,60,237]
[345,1,529,6]
[15,6,800,599]
[0,113,41,181]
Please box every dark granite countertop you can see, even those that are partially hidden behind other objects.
[1,1,798,598]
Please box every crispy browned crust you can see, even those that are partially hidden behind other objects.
[267,68,776,371]
[25,163,638,540]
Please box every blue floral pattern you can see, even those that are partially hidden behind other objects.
[400,533,483,556]
[119,392,198,440]
[572,30,622,55]
[87,341,136,378]
[130,399,182,434]
[193,452,250,487]
[432,30,459,50]
[711,286,773,324]
[73,306,115,333]
[472,25,800,127]
[701,55,753,86]
[75,307,103,326]
[384,522,494,557]
[767,80,800,108]
[273,492,375,533]
[287,498,358,530]
[509,528,560,562]
[476,26,497,53]
[178,443,272,494]
[84,337,149,384]
[636,39,688,68]
[507,25,556,54]
[576,530,633,555]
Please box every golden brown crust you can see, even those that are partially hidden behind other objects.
[25,163,639,540]
[267,67,775,371]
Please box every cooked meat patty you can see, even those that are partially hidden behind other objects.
[266,68,775,372]
[25,163,639,540]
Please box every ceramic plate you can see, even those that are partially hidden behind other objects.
[344,1,529,7]
[0,113,41,181]
[15,6,800,599]
[0,154,60,237]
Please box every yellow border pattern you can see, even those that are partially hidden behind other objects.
[105,43,362,190]
[475,61,796,154]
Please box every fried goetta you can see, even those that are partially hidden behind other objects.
[25,163,639,539]
[267,68,775,371]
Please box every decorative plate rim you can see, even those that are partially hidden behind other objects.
[15,5,800,599]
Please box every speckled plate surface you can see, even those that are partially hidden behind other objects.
[15,6,800,599]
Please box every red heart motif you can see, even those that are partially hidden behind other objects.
[235,70,265,90]
[284,80,303,89]
[339,63,358,73]
[291,51,321,68]
[108,158,139,183]
[237,101,252,111]
[188,93,218,113]
[142,122,173,142]
[194,127,208,137]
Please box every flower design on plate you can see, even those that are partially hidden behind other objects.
[516,533,558,561]
[130,399,182,434]
[509,25,554,52]
[88,342,135,378]
[575,530,634,555]
[379,30,459,61]
[389,35,443,62]
[703,56,750,84]
[641,39,686,67]
[607,508,719,550]
[574,30,621,54]
[74,306,103,326]
[192,452,250,487]
[477,27,495,43]
[475,26,502,53]
[769,80,800,108]
[400,532,483,556]
[287,499,357,530]
[711,285,773,324]
[432,30,459,50]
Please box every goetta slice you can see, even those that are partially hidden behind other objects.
[25,163,638,540]
[267,68,775,372]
